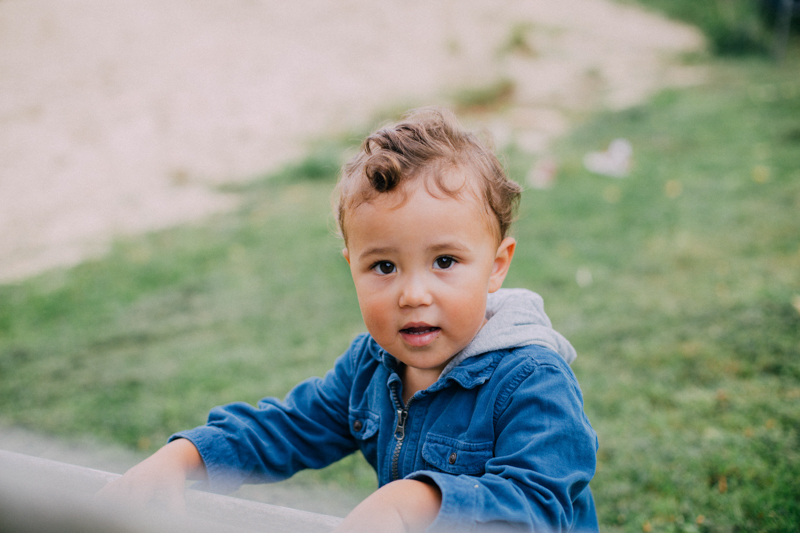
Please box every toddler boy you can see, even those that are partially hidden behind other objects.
[98,108,598,532]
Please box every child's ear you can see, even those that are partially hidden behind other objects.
[342,248,351,265]
[488,237,516,293]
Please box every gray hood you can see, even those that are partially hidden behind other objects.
[441,288,577,376]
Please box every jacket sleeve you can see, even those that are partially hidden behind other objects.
[169,340,362,494]
[408,357,598,532]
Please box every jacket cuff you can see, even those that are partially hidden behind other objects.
[406,471,481,531]
[169,427,243,494]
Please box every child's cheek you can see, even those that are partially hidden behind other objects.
[357,296,388,334]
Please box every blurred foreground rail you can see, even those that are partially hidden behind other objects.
[0,449,341,533]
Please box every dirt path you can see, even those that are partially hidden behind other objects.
[0,0,704,283]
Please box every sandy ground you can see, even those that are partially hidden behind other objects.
[0,0,703,284]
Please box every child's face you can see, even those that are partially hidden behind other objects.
[343,178,515,382]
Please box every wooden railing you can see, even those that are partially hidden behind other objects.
[0,449,343,532]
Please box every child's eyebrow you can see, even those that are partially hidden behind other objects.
[358,246,397,260]
[357,242,468,261]
[429,242,468,253]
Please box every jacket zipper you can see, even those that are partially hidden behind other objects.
[390,385,412,481]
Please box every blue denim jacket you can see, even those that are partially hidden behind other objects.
[172,330,598,532]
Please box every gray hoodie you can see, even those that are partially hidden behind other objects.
[441,288,576,377]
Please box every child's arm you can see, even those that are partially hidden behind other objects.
[165,340,371,494]
[333,479,441,533]
[95,438,205,513]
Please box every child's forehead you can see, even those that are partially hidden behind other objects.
[348,173,501,238]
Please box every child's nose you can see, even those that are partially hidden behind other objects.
[398,275,433,308]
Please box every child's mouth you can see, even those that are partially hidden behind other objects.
[399,325,441,347]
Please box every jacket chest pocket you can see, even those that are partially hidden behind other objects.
[422,433,493,475]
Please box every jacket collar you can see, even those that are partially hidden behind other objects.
[374,341,501,393]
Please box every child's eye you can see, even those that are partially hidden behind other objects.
[372,261,396,275]
[433,256,456,270]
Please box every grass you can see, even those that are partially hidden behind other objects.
[621,0,775,56]
[511,56,800,532]
[451,78,517,113]
[0,173,374,501]
[1,43,799,533]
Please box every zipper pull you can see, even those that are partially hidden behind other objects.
[394,408,408,441]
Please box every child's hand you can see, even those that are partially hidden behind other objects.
[333,479,441,533]
[94,438,205,514]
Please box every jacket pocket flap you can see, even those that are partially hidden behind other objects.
[348,409,379,440]
[422,433,493,475]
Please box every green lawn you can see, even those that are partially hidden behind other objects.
[620,0,773,56]
[1,31,799,533]
[525,57,800,532]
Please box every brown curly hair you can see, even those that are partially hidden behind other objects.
[335,107,522,243]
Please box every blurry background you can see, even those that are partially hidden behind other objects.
[0,0,703,283]
[1,0,798,531]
